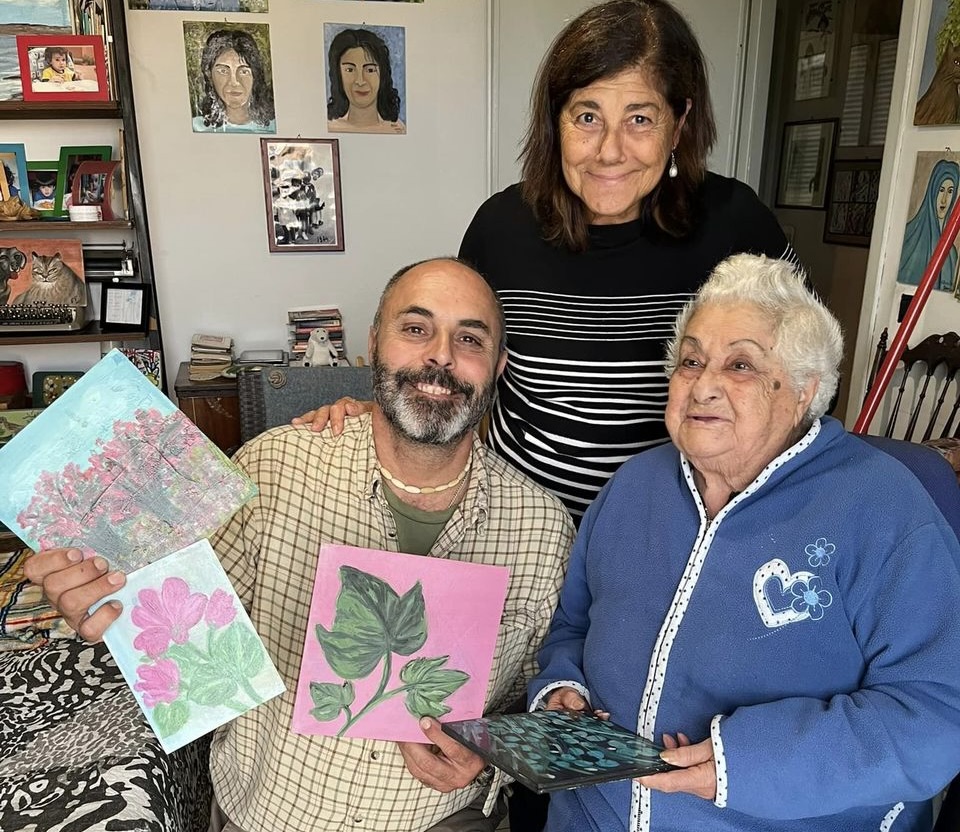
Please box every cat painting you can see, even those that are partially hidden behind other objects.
[0,246,26,306]
[916,40,960,126]
[13,252,87,307]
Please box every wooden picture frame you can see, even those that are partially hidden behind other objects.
[776,119,837,209]
[260,138,344,253]
[71,160,121,220]
[824,159,882,246]
[0,144,29,205]
[16,35,109,102]
[54,145,111,217]
[26,161,59,215]
[100,282,149,332]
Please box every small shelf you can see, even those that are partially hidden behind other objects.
[0,100,121,120]
[0,220,132,232]
[0,321,147,345]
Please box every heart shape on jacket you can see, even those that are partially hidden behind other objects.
[752,558,816,629]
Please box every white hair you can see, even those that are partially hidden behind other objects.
[664,254,844,424]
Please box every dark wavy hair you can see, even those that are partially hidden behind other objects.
[520,0,717,251]
[198,29,275,129]
[326,28,401,123]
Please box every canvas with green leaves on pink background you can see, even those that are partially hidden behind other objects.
[292,544,510,743]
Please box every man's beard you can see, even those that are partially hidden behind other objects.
[372,352,495,446]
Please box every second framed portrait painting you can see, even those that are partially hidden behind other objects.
[260,138,344,253]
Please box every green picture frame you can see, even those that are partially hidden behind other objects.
[26,160,59,216]
[54,144,111,217]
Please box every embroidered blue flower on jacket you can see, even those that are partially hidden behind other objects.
[805,538,835,568]
[790,576,833,620]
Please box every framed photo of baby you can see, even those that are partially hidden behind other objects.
[259,138,344,253]
[324,23,406,135]
[15,35,109,102]
[183,22,276,134]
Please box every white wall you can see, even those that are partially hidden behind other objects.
[845,0,960,427]
[0,0,490,390]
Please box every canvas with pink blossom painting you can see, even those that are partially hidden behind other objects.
[0,348,257,572]
[101,539,285,753]
[292,544,510,742]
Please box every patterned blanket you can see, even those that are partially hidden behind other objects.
[0,638,212,832]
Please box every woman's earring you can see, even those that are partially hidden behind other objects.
[668,151,679,179]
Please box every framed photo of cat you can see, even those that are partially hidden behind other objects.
[0,239,86,308]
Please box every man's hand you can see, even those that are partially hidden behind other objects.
[397,717,486,792]
[291,397,372,434]
[637,735,716,801]
[22,548,126,642]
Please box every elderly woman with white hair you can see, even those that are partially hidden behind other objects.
[531,253,960,832]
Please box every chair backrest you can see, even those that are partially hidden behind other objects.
[865,330,960,441]
[237,365,373,443]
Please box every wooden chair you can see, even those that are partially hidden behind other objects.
[864,330,960,441]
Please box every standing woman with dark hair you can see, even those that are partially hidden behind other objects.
[458,0,800,523]
[326,28,405,134]
[193,29,276,133]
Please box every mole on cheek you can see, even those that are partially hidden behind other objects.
[772,380,781,390]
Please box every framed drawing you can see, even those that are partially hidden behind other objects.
[794,0,838,101]
[101,282,149,332]
[776,120,837,209]
[26,161,59,214]
[824,159,881,246]
[260,138,344,253]
[0,144,29,205]
[54,145,111,216]
[16,35,110,102]
[71,160,122,220]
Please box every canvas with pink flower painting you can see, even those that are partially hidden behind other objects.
[101,539,285,753]
[292,544,510,743]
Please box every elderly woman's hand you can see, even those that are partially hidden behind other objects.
[22,548,126,642]
[637,733,716,801]
[291,397,373,434]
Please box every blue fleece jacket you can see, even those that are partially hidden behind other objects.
[531,417,960,832]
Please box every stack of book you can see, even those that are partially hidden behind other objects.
[287,306,345,365]
[189,333,234,381]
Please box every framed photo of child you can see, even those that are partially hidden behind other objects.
[26,161,59,214]
[70,160,122,220]
[0,144,29,205]
[54,145,111,216]
[15,35,109,102]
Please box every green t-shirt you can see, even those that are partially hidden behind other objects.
[381,483,458,555]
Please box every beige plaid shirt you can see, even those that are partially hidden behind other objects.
[209,415,574,832]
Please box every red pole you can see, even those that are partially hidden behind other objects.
[853,195,960,434]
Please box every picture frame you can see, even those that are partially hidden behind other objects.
[71,160,122,220]
[775,120,837,209]
[823,159,882,246]
[54,145,112,216]
[26,161,59,214]
[100,282,150,332]
[0,144,29,205]
[16,35,110,103]
[794,0,839,101]
[259,138,344,253]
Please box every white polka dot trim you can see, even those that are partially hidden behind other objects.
[880,802,905,831]
[528,679,590,712]
[710,714,728,808]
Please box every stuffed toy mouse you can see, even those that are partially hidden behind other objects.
[303,327,339,367]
